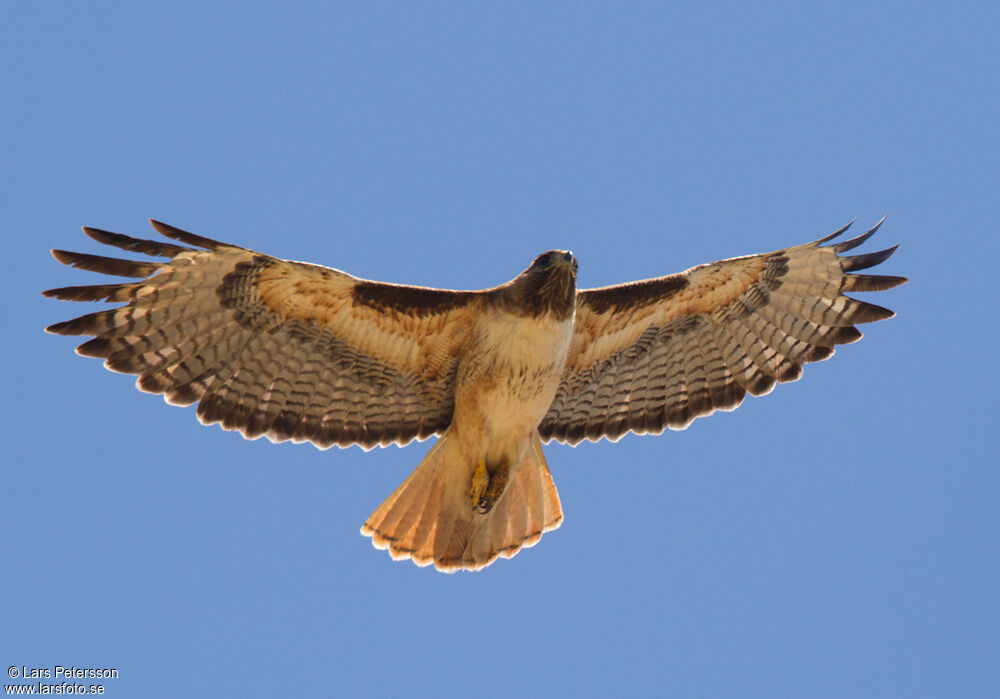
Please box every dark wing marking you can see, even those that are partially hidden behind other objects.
[540,218,907,445]
[45,221,483,449]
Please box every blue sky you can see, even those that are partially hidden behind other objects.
[3,3,997,697]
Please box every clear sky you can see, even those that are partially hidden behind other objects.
[3,3,997,697]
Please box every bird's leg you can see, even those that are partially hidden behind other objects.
[470,458,490,512]
[470,459,511,515]
[482,461,510,511]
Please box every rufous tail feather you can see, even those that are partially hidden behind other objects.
[361,433,563,572]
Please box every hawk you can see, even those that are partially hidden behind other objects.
[45,218,906,572]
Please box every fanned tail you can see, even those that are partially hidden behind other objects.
[361,433,563,572]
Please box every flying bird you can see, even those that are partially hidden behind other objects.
[45,219,906,572]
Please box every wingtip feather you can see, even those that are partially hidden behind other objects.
[840,245,900,272]
[843,274,908,292]
[49,249,162,278]
[149,219,229,250]
[82,226,190,258]
[813,217,857,245]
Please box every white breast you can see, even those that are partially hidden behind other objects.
[480,310,573,372]
[452,309,574,462]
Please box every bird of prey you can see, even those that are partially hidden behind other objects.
[44,218,906,572]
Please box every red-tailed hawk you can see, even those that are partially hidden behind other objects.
[45,218,906,572]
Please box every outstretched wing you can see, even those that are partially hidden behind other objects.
[539,219,907,445]
[45,220,482,449]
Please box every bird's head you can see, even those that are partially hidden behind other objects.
[502,249,578,320]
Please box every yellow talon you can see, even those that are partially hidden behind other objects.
[470,458,489,507]
[469,459,511,515]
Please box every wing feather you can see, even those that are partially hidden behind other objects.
[45,221,482,449]
[540,219,907,445]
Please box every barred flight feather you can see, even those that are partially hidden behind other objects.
[539,217,906,445]
[45,220,480,450]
